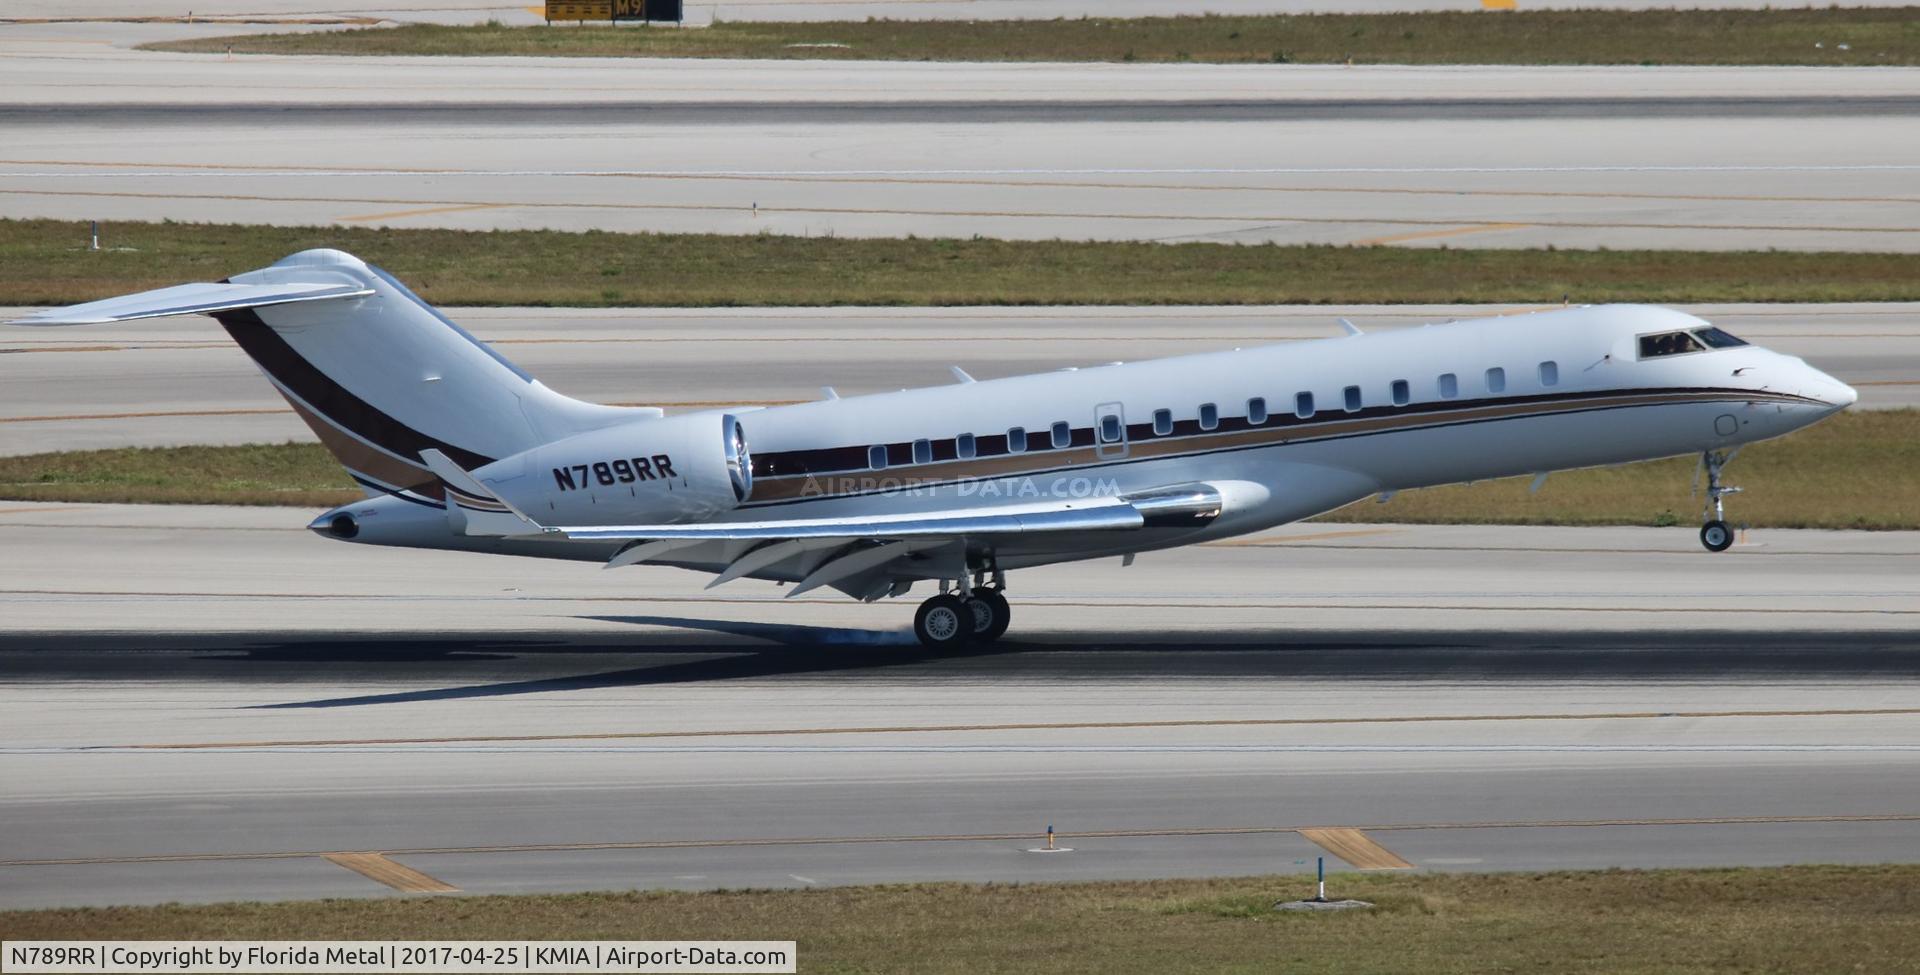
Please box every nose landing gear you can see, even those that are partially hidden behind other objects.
[1698,448,1743,553]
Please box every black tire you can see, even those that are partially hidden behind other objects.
[1700,520,1734,553]
[914,594,972,648]
[964,589,1012,644]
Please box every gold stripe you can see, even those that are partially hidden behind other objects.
[1209,528,1401,546]
[1354,223,1529,246]
[9,814,1915,868]
[1299,828,1415,870]
[323,853,459,893]
[280,396,436,495]
[113,706,1920,751]
[339,203,508,223]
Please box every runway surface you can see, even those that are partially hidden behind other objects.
[0,502,1916,908]
[2,303,1911,456]
[3,22,1917,250]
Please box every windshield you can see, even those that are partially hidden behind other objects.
[1693,326,1749,349]
[1638,326,1748,359]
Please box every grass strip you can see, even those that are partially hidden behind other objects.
[8,220,1920,308]
[144,9,1920,66]
[3,410,1911,529]
[5,866,1920,972]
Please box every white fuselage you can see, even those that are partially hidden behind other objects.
[339,303,1855,578]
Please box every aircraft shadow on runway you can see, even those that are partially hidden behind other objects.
[2,621,1916,710]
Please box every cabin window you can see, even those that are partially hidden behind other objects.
[1538,361,1559,387]
[1099,414,1123,443]
[1343,385,1362,413]
[1486,367,1507,393]
[1295,392,1314,418]
[1693,326,1749,349]
[1638,331,1705,359]
[868,444,888,470]
[1007,427,1027,453]
[1051,421,1072,448]
[956,433,976,459]
[1248,397,1268,424]
[1198,403,1219,431]
[912,438,932,464]
[1390,380,1411,406]
[1153,408,1173,436]
[1438,373,1459,399]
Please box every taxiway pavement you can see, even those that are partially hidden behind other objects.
[3,24,1917,250]
[2,303,1912,456]
[0,503,1915,908]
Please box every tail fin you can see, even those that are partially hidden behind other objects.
[9,248,657,502]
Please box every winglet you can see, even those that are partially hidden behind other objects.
[1338,318,1364,337]
[418,449,552,537]
[950,366,976,384]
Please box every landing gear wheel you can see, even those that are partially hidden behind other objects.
[1696,449,1744,554]
[1700,520,1734,553]
[914,594,972,648]
[963,588,1012,644]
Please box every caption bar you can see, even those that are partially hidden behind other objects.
[2,942,796,974]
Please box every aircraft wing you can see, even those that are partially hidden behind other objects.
[417,450,1220,597]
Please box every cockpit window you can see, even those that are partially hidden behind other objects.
[1693,326,1749,349]
[1638,330,1705,359]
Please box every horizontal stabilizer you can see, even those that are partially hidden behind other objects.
[7,281,374,326]
[420,448,550,537]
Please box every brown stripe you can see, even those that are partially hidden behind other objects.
[280,397,438,498]
[747,388,1820,503]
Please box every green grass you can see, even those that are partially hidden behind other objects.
[3,410,1912,529]
[143,9,1920,66]
[5,867,1920,972]
[9,220,1920,308]
[0,443,358,508]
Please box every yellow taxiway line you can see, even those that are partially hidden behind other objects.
[324,853,460,893]
[1299,828,1415,870]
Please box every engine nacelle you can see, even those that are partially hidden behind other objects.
[475,412,752,525]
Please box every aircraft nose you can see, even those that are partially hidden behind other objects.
[1808,366,1858,410]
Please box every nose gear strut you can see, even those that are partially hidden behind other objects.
[1697,448,1742,552]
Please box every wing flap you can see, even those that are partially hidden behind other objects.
[562,497,1146,543]
[8,281,374,326]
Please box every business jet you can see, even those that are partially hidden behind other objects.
[11,249,1857,646]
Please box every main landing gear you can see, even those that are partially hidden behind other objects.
[1698,448,1743,553]
[912,562,1011,648]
